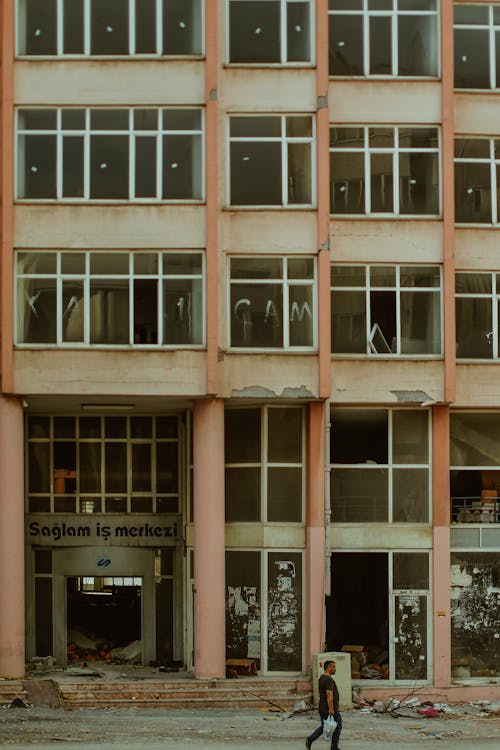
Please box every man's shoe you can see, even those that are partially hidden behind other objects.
[305,739,311,749]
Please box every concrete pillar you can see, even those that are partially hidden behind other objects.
[305,402,327,667]
[193,399,225,678]
[0,396,25,677]
[432,405,451,688]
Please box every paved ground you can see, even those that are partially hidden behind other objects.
[1,705,500,749]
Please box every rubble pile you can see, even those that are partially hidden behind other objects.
[353,692,500,720]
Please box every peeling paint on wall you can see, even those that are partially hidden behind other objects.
[451,554,500,678]
[395,595,427,680]
[226,585,261,660]
[267,555,302,671]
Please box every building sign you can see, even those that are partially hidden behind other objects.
[26,515,178,547]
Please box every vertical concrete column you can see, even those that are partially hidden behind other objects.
[305,402,327,667]
[0,397,25,677]
[193,399,225,678]
[316,0,331,400]
[432,405,451,688]
[441,0,456,405]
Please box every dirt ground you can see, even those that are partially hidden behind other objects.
[1,704,500,749]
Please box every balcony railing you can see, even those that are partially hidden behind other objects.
[451,495,500,524]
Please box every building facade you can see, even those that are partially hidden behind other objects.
[0,0,499,694]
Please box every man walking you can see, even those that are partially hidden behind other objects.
[305,660,342,750]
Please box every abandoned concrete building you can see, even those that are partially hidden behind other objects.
[1,0,500,700]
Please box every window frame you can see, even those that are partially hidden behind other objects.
[16,107,205,203]
[453,2,500,90]
[227,255,317,351]
[16,0,205,58]
[329,125,441,218]
[330,407,433,525]
[328,0,440,79]
[225,405,306,524]
[227,114,316,209]
[455,270,500,360]
[226,0,315,66]
[454,137,500,225]
[15,250,206,348]
[26,414,182,515]
[330,263,443,357]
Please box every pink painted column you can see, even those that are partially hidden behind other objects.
[305,402,326,667]
[0,397,25,677]
[432,405,451,688]
[193,399,225,678]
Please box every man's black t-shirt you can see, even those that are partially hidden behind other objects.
[318,673,340,715]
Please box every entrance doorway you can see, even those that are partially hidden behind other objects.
[66,576,142,663]
[53,547,155,666]
[326,551,431,682]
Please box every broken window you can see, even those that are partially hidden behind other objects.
[454,4,500,89]
[17,0,203,56]
[330,408,431,523]
[454,138,500,224]
[225,406,304,523]
[16,250,204,347]
[26,415,181,514]
[450,412,500,524]
[228,0,312,64]
[330,126,440,216]
[455,272,499,359]
[17,108,203,202]
[330,264,441,356]
[229,256,316,349]
[327,551,430,681]
[229,115,314,207]
[328,0,438,78]
[451,553,500,678]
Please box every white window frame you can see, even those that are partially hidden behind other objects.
[26,414,182,514]
[226,0,315,66]
[227,114,316,208]
[225,405,306,524]
[16,0,205,57]
[330,407,433,525]
[228,256,317,351]
[453,3,500,90]
[16,250,206,348]
[329,125,441,218]
[455,270,499,359]
[330,263,443,357]
[16,108,205,203]
[454,137,500,225]
[328,0,440,79]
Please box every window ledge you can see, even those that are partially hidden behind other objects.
[15,55,205,62]
[226,348,317,355]
[331,355,443,361]
[455,223,499,228]
[224,63,314,70]
[329,75,439,82]
[14,345,206,352]
[224,205,317,212]
[15,200,205,206]
[330,214,441,220]
[454,88,499,95]
[456,358,498,363]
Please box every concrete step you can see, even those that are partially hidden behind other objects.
[0,681,28,706]
[59,678,313,710]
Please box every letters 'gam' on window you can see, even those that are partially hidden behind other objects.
[229,256,316,349]
[330,264,441,356]
[229,115,315,207]
[329,125,440,216]
[18,0,203,56]
[229,0,312,64]
[328,0,438,78]
[17,108,203,202]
